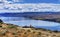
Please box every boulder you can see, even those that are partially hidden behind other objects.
[0,19,3,23]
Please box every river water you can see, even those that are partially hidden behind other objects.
[0,17,60,31]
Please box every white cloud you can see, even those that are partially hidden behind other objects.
[0,3,60,13]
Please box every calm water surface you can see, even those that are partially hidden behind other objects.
[0,17,60,31]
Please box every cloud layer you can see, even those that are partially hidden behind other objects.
[0,3,60,13]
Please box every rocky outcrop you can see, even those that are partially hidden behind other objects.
[0,19,3,23]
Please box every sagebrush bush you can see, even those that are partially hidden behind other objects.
[7,25,16,28]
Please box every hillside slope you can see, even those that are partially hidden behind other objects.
[0,20,60,37]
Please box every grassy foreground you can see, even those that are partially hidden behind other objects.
[0,20,60,37]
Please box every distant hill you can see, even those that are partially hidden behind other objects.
[0,12,60,17]
[0,12,60,22]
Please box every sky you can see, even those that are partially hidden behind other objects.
[0,0,60,13]
[7,0,60,4]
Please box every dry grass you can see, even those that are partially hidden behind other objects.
[0,23,60,37]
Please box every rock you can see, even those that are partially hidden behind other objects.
[0,19,3,23]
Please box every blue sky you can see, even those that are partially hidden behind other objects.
[22,0,58,3]
[8,0,60,4]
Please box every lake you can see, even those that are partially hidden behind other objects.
[0,17,60,31]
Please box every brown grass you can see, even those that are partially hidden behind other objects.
[0,23,60,37]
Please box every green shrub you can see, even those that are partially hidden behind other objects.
[38,32,41,35]
[33,31,35,33]
[0,29,8,35]
[7,25,17,28]
[12,32,17,35]
[27,30,31,32]
[14,35,18,37]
